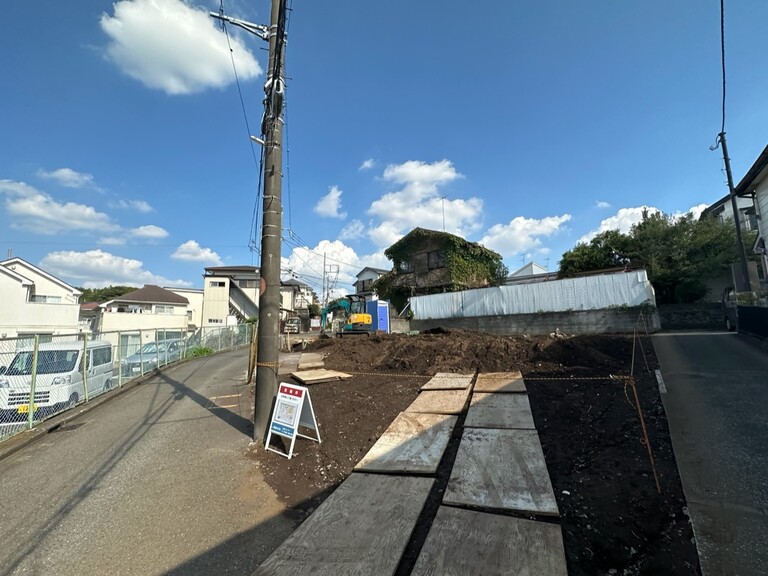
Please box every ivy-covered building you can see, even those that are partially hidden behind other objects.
[373,227,508,312]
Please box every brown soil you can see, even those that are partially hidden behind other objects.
[249,329,701,576]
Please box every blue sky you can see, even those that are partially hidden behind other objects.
[1,0,767,299]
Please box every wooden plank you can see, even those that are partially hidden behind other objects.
[474,371,526,393]
[411,506,568,576]
[297,352,325,370]
[255,474,433,576]
[292,369,353,384]
[405,389,471,415]
[355,412,457,474]
[444,428,559,516]
[419,373,474,391]
[464,392,535,429]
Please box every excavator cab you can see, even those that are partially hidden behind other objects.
[344,295,372,334]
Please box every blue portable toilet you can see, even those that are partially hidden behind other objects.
[366,300,390,333]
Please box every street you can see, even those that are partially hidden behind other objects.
[653,332,768,576]
[0,349,296,576]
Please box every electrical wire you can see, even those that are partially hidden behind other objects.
[718,0,726,136]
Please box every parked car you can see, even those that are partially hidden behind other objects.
[723,286,738,331]
[121,339,184,377]
[283,317,301,334]
[0,340,114,419]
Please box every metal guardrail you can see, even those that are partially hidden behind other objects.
[0,324,253,443]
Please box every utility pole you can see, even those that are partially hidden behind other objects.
[718,132,752,293]
[212,0,288,443]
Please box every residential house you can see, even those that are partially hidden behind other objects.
[354,267,389,303]
[0,257,81,343]
[505,262,557,285]
[97,285,190,355]
[166,287,204,332]
[700,192,758,232]
[202,266,260,327]
[735,144,768,286]
[281,279,316,313]
[374,227,506,311]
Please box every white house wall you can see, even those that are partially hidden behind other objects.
[0,269,79,339]
[410,270,656,320]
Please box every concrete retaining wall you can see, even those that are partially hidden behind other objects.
[410,308,660,336]
[657,303,724,330]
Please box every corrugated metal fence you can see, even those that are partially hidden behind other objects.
[0,324,252,443]
[411,270,656,319]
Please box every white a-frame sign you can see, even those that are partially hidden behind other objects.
[265,383,321,459]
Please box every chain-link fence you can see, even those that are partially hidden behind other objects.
[0,324,253,443]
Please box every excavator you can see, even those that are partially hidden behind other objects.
[320,295,372,336]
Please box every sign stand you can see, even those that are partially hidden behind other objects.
[265,383,321,459]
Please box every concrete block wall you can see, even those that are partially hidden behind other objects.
[410,308,660,336]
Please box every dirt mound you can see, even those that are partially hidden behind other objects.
[307,330,635,376]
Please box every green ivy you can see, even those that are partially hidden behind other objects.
[374,228,508,310]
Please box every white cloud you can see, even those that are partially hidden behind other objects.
[680,203,708,221]
[171,240,223,265]
[366,159,481,248]
[99,237,127,246]
[37,168,98,189]
[0,179,118,234]
[314,185,347,219]
[130,224,169,239]
[578,206,660,243]
[110,198,154,213]
[40,250,191,288]
[481,214,571,258]
[339,219,365,241]
[359,159,375,171]
[596,200,611,209]
[100,0,261,95]
[283,240,361,300]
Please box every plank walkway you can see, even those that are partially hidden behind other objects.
[419,372,474,391]
[404,388,471,415]
[411,506,567,576]
[464,392,536,429]
[291,369,353,384]
[254,474,433,576]
[355,412,457,474]
[257,367,566,575]
[474,370,526,393]
[443,427,559,516]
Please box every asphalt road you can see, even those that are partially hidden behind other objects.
[653,332,768,576]
[0,349,297,576]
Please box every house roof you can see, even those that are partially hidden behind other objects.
[204,265,259,274]
[104,285,189,306]
[510,262,548,278]
[0,257,81,295]
[80,302,100,311]
[356,266,389,278]
[735,144,768,196]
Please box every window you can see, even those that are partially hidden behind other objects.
[238,279,257,288]
[92,347,112,367]
[30,295,62,303]
[187,311,193,321]
[209,281,226,288]
[155,305,174,315]
[428,250,446,270]
[399,259,414,273]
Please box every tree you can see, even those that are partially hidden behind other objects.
[307,303,321,317]
[558,230,632,277]
[78,285,136,303]
[558,210,742,304]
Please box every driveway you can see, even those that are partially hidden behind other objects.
[653,332,768,576]
[0,349,297,576]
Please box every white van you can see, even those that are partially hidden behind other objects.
[0,340,114,418]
